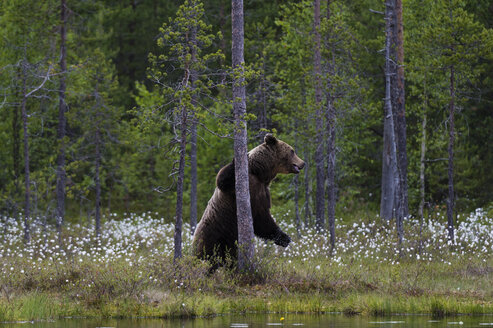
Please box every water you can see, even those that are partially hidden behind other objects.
[1,314,493,328]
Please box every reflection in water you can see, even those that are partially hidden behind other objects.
[1,314,492,328]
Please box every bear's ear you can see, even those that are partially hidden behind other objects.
[264,133,277,146]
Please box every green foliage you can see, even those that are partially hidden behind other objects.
[405,0,493,211]
[0,0,491,223]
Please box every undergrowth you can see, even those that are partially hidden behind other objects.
[0,209,492,320]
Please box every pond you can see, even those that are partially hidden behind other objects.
[2,314,493,328]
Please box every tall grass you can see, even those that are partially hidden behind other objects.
[0,208,492,320]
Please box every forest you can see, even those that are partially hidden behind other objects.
[1,0,493,321]
[1,0,492,237]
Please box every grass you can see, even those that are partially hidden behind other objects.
[0,208,492,321]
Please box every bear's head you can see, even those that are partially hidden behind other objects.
[249,134,305,183]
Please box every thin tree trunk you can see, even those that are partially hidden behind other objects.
[21,70,30,243]
[95,125,102,237]
[418,97,427,255]
[325,0,336,252]
[313,0,325,232]
[174,104,187,260]
[303,148,311,228]
[418,113,426,218]
[189,25,198,236]
[294,175,301,237]
[447,65,455,243]
[190,118,198,235]
[383,0,402,246]
[394,0,408,218]
[294,123,301,236]
[219,2,228,85]
[418,78,427,221]
[326,98,336,252]
[232,0,255,271]
[12,71,21,220]
[259,59,268,133]
[56,0,67,240]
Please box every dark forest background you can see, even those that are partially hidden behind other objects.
[1,0,492,233]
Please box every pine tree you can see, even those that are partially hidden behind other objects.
[147,0,223,259]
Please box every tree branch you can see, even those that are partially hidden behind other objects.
[25,65,53,98]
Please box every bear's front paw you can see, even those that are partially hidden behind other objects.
[274,232,291,247]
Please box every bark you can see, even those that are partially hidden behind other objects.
[95,124,102,237]
[418,102,427,254]
[447,65,455,243]
[383,0,402,246]
[418,119,426,216]
[294,174,301,237]
[219,2,227,85]
[189,24,198,236]
[12,71,21,218]
[380,112,395,220]
[258,59,268,133]
[20,69,30,243]
[93,84,103,238]
[190,117,198,235]
[394,0,408,218]
[381,0,395,222]
[56,0,67,239]
[313,0,325,232]
[174,51,191,259]
[325,0,336,252]
[326,98,336,252]
[232,0,255,271]
[303,148,311,228]
[418,79,427,221]
[174,103,187,260]
[294,125,301,236]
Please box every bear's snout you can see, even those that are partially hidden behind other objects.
[292,158,305,174]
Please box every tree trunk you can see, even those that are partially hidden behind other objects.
[326,98,336,252]
[303,148,311,228]
[56,0,67,240]
[418,79,427,221]
[418,125,426,212]
[95,125,102,238]
[232,0,255,271]
[383,0,402,246]
[294,125,301,236]
[174,104,187,260]
[313,0,325,232]
[21,70,30,243]
[218,1,228,86]
[190,117,198,235]
[394,0,408,218]
[380,113,395,220]
[325,0,336,252]
[12,71,21,219]
[259,59,268,133]
[418,100,427,255]
[381,0,395,222]
[294,174,301,237]
[189,25,198,236]
[447,65,455,243]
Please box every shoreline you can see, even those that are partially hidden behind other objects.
[1,291,492,321]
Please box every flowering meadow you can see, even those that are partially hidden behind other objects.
[0,208,492,319]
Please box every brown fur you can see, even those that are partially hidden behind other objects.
[192,134,304,268]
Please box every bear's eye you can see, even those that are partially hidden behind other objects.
[291,149,294,155]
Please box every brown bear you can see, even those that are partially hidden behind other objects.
[192,134,305,267]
